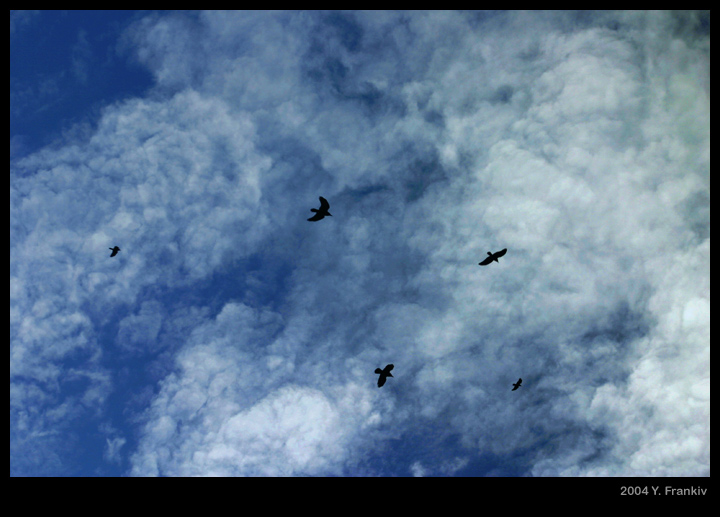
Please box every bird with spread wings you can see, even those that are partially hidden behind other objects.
[375,364,394,387]
[308,196,332,221]
[478,248,507,266]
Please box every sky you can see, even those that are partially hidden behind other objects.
[10,10,709,477]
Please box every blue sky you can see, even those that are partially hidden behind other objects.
[10,10,709,477]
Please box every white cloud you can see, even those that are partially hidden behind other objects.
[11,87,273,473]
[11,11,708,476]
[104,436,127,464]
[130,302,383,476]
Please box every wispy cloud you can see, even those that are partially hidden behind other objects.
[10,10,39,36]
[10,10,709,476]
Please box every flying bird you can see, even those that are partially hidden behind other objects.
[375,364,394,388]
[307,196,332,221]
[512,378,522,391]
[478,248,507,266]
[109,246,121,257]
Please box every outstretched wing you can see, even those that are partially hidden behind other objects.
[495,248,507,258]
[517,378,522,384]
[377,374,387,388]
[319,196,330,211]
[307,212,324,221]
[384,364,394,373]
[478,255,493,266]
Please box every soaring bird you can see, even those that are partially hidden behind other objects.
[512,378,522,391]
[375,364,394,388]
[308,196,332,221]
[109,246,121,257]
[478,248,507,266]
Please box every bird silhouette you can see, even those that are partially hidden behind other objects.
[512,378,522,391]
[109,246,121,257]
[478,248,507,266]
[375,364,394,387]
[308,196,332,221]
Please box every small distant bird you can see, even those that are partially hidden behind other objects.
[478,248,507,266]
[307,196,332,221]
[512,378,522,391]
[375,364,394,388]
[109,246,121,257]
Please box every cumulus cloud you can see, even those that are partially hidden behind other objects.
[129,302,384,476]
[11,11,708,476]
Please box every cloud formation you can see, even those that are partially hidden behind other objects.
[10,11,709,476]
